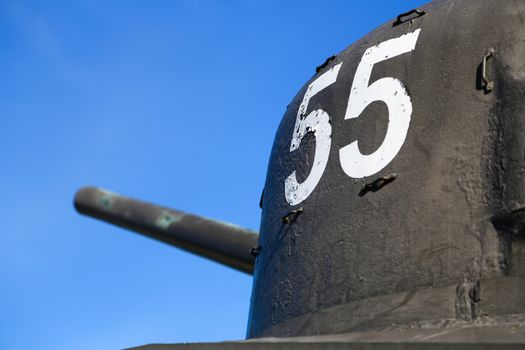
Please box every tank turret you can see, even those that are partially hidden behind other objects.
[75,0,525,347]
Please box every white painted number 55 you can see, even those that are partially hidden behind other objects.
[285,29,421,206]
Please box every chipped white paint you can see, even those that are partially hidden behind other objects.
[340,29,421,178]
[285,63,343,206]
[284,30,422,205]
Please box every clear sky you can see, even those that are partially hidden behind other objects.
[0,1,427,349]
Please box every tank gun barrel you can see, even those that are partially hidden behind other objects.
[74,187,258,274]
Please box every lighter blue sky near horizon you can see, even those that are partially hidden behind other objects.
[0,1,427,349]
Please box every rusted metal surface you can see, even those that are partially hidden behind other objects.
[74,187,258,274]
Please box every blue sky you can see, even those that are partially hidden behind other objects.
[0,1,427,349]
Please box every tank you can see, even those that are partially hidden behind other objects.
[75,0,525,348]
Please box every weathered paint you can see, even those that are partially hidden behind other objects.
[285,63,342,206]
[74,187,258,274]
[73,0,525,346]
[248,0,525,338]
[341,29,420,178]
